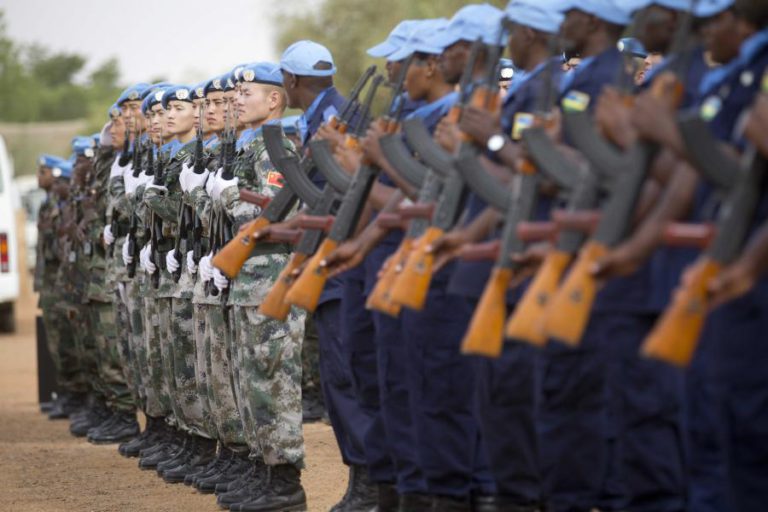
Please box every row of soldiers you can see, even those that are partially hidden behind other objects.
[34,0,768,511]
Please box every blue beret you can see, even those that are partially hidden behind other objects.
[204,74,235,95]
[117,83,151,105]
[230,63,251,83]
[107,102,121,119]
[280,40,336,77]
[91,132,101,146]
[505,0,564,33]
[54,160,73,179]
[281,115,300,135]
[38,154,65,169]
[142,86,173,114]
[71,136,96,158]
[618,37,648,57]
[240,62,284,87]
[499,58,517,81]
[190,81,208,100]
[367,20,422,59]
[161,85,193,109]
[617,0,691,12]
[558,0,632,25]
[141,82,172,100]
[387,19,451,62]
[693,0,733,17]
[426,4,506,50]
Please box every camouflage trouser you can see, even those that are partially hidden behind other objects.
[122,280,147,410]
[44,295,87,394]
[232,305,306,466]
[301,315,323,402]
[39,293,62,379]
[157,297,184,430]
[90,300,134,412]
[167,297,209,438]
[193,303,218,439]
[143,295,171,418]
[205,303,246,448]
[70,303,104,399]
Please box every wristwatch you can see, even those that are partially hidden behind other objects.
[487,133,507,153]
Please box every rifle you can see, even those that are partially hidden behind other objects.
[150,137,166,289]
[389,28,506,311]
[641,110,766,366]
[285,75,386,312]
[540,11,697,346]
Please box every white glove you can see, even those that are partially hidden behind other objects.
[110,158,131,179]
[166,249,180,274]
[180,161,210,193]
[186,250,197,275]
[122,237,132,266]
[211,173,239,201]
[213,268,229,290]
[144,182,168,194]
[206,168,221,197]
[103,225,115,245]
[199,253,214,282]
[139,245,149,272]
[124,170,148,195]
[140,244,157,274]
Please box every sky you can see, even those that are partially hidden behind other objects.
[2,0,292,85]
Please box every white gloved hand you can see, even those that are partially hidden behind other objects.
[144,245,157,274]
[103,225,115,245]
[144,182,168,194]
[206,168,221,197]
[110,158,131,179]
[199,253,214,282]
[122,237,132,266]
[186,250,197,274]
[166,249,180,274]
[124,170,148,195]
[180,161,210,193]
[139,245,149,272]
[213,268,229,290]
[211,173,239,201]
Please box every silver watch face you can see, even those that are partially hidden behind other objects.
[488,134,505,152]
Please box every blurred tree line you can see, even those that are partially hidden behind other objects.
[0,10,121,128]
[274,0,507,95]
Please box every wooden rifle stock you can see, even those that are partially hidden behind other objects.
[365,238,412,317]
[641,257,721,366]
[505,250,573,346]
[284,238,339,312]
[389,226,444,311]
[212,216,270,278]
[542,240,608,345]
[461,267,513,357]
[239,189,271,207]
[257,252,308,320]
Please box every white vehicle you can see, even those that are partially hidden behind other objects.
[0,135,20,332]
[14,175,45,272]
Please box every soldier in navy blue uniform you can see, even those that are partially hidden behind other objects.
[280,40,382,511]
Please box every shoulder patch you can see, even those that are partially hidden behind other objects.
[511,113,535,141]
[762,70,768,93]
[699,95,722,122]
[561,90,590,113]
[267,171,285,188]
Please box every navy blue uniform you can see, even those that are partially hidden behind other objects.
[447,57,562,507]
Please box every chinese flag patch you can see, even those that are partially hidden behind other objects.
[267,171,285,188]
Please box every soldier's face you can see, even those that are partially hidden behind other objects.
[405,56,437,102]
[281,71,299,109]
[205,92,227,133]
[53,179,70,198]
[700,9,741,64]
[149,104,166,144]
[165,100,195,136]
[37,167,54,190]
[121,100,144,132]
[110,116,126,149]
[507,23,531,68]
[439,40,472,85]
[560,9,592,55]
[193,99,204,133]
[634,5,677,54]
[237,83,274,125]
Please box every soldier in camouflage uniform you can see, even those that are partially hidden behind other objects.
[36,155,86,420]
[143,84,218,482]
[203,62,307,512]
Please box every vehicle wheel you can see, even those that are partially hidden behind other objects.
[0,303,15,333]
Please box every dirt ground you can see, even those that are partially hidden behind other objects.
[0,237,347,512]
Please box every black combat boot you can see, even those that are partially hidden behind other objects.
[330,465,377,511]
[87,411,140,444]
[236,463,306,512]
[187,443,231,486]
[373,483,399,512]
[430,495,470,511]
[157,434,195,475]
[398,494,433,512]
[139,428,185,470]
[49,392,85,420]
[197,450,250,494]
[216,460,267,509]
[139,420,176,458]
[119,415,164,457]
[301,391,326,423]
[162,436,217,483]
[69,397,110,437]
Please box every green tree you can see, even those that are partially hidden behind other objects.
[273,0,506,94]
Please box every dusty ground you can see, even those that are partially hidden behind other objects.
[0,232,347,512]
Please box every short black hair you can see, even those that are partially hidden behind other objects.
[735,0,768,29]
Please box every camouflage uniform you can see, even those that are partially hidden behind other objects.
[145,140,210,438]
[222,130,305,466]
[191,142,243,448]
